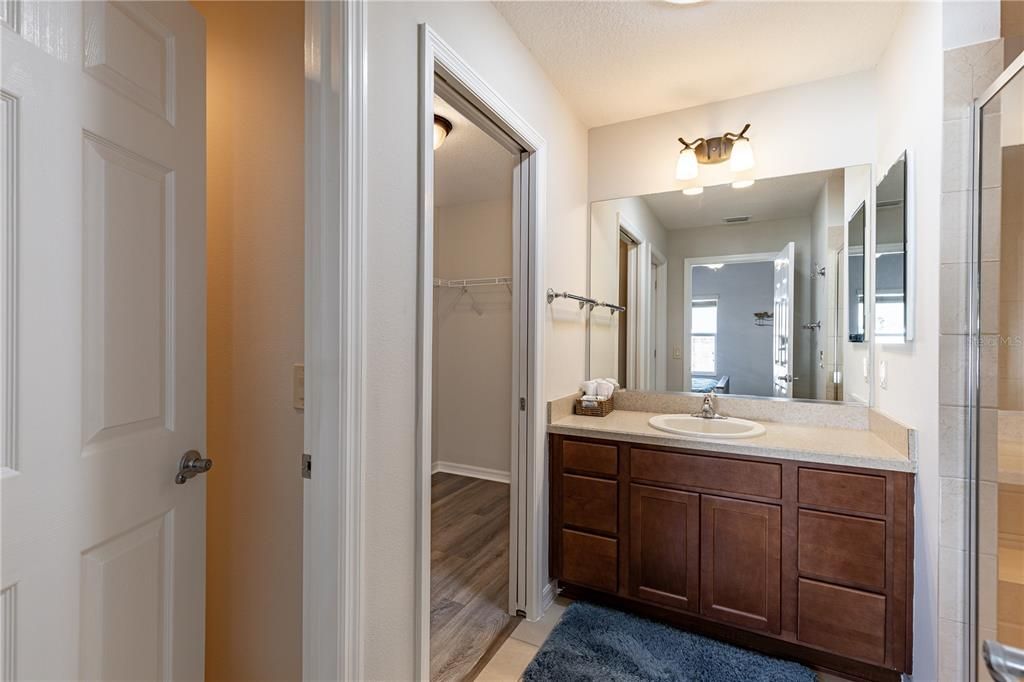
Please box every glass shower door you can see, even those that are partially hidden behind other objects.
[975,52,1024,681]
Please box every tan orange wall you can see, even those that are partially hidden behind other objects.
[192,2,304,680]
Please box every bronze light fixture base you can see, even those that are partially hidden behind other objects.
[678,123,751,165]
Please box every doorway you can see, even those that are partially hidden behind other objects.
[415,23,547,682]
[429,92,520,680]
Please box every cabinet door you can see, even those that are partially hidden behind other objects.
[630,485,700,611]
[700,495,782,633]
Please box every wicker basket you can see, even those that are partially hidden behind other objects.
[575,395,614,417]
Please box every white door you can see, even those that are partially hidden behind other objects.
[2,3,206,679]
[772,242,796,397]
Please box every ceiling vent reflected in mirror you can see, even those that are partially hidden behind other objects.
[721,216,751,224]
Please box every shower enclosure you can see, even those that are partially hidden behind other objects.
[972,50,1024,681]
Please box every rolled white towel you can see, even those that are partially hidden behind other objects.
[603,378,620,390]
[580,380,598,396]
[595,380,614,398]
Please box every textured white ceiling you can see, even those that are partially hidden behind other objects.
[641,168,840,230]
[493,1,904,128]
[434,95,517,208]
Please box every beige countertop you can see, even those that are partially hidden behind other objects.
[548,410,916,473]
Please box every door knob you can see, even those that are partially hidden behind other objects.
[175,450,213,485]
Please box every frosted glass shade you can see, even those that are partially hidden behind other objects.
[730,138,754,172]
[676,147,699,181]
[433,121,449,150]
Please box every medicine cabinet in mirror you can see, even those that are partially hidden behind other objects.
[588,164,875,404]
[875,152,911,342]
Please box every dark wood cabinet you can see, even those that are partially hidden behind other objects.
[700,495,781,633]
[629,484,700,611]
[549,434,915,682]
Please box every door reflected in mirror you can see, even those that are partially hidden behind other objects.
[588,165,873,403]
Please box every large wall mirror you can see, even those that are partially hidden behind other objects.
[588,164,875,404]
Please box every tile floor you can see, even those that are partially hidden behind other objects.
[473,597,851,681]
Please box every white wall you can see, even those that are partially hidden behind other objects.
[666,217,814,396]
[589,197,668,381]
[588,70,877,203]
[808,174,845,401]
[843,165,873,405]
[943,0,1002,49]
[196,3,304,679]
[873,3,944,680]
[433,198,513,475]
[366,3,588,677]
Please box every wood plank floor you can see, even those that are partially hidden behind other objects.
[431,473,513,682]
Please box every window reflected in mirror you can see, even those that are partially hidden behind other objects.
[875,153,909,342]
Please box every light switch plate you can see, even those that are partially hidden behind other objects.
[879,360,888,390]
[863,357,869,379]
[293,363,304,410]
[672,346,682,360]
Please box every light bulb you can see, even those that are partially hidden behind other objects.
[729,137,754,172]
[675,147,699,181]
[433,116,452,150]
[682,186,703,196]
[731,179,755,189]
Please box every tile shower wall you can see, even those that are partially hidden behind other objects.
[939,38,1003,679]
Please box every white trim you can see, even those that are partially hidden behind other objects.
[650,247,667,391]
[417,23,547,681]
[1,89,17,474]
[682,251,778,391]
[431,461,511,485]
[302,2,365,680]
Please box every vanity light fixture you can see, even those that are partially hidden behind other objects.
[676,123,755,193]
[433,115,453,150]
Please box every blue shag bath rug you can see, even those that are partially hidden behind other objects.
[522,602,816,682]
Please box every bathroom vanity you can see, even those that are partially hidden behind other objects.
[548,411,914,681]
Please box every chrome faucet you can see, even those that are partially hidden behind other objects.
[692,390,726,419]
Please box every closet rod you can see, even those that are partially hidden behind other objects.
[434,276,512,288]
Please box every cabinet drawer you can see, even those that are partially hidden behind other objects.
[798,579,886,665]
[798,509,885,591]
[563,440,618,477]
[798,468,886,515]
[563,474,617,534]
[631,449,782,499]
[561,529,618,592]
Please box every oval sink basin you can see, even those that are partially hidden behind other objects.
[648,414,766,439]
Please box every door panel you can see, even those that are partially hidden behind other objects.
[0,3,205,679]
[629,484,699,611]
[700,495,782,633]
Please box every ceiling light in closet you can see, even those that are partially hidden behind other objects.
[434,115,453,150]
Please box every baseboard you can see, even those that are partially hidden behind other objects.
[431,460,511,484]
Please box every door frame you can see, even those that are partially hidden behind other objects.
[682,251,777,393]
[966,47,1024,682]
[303,2,367,680]
[617,216,641,389]
[416,23,547,681]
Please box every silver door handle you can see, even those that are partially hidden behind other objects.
[985,640,1024,682]
[175,450,213,485]
[779,374,799,383]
